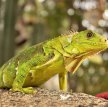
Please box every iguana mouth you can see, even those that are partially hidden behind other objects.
[75,48,106,59]
[79,42,108,46]
[90,43,108,46]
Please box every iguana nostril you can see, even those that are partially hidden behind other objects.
[105,38,108,42]
[100,38,107,42]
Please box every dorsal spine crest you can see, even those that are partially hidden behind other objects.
[61,29,78,37]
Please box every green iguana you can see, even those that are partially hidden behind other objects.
[0,30,107,94]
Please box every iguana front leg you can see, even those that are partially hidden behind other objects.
[59,70,67,91]
[11,51,61,94]
[32,51,60,70]
[11,62,36,94]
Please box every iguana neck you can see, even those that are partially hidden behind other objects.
[59,35,79,55]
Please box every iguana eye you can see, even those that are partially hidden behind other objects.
[87,31,94,38]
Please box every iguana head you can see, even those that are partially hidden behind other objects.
[64,30,108,72]
[71,30,108,57]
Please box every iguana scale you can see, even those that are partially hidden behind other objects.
[0,30,107,93]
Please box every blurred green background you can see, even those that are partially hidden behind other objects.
[0,0,108,95]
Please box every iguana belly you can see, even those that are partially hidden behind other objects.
[23,57,65,87]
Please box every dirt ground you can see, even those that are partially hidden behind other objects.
[0,88,108,107]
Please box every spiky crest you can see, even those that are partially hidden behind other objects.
[61,29,78,37]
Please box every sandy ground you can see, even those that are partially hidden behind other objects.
[0,88,108,107]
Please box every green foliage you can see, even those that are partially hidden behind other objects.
[0,0,18,66]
